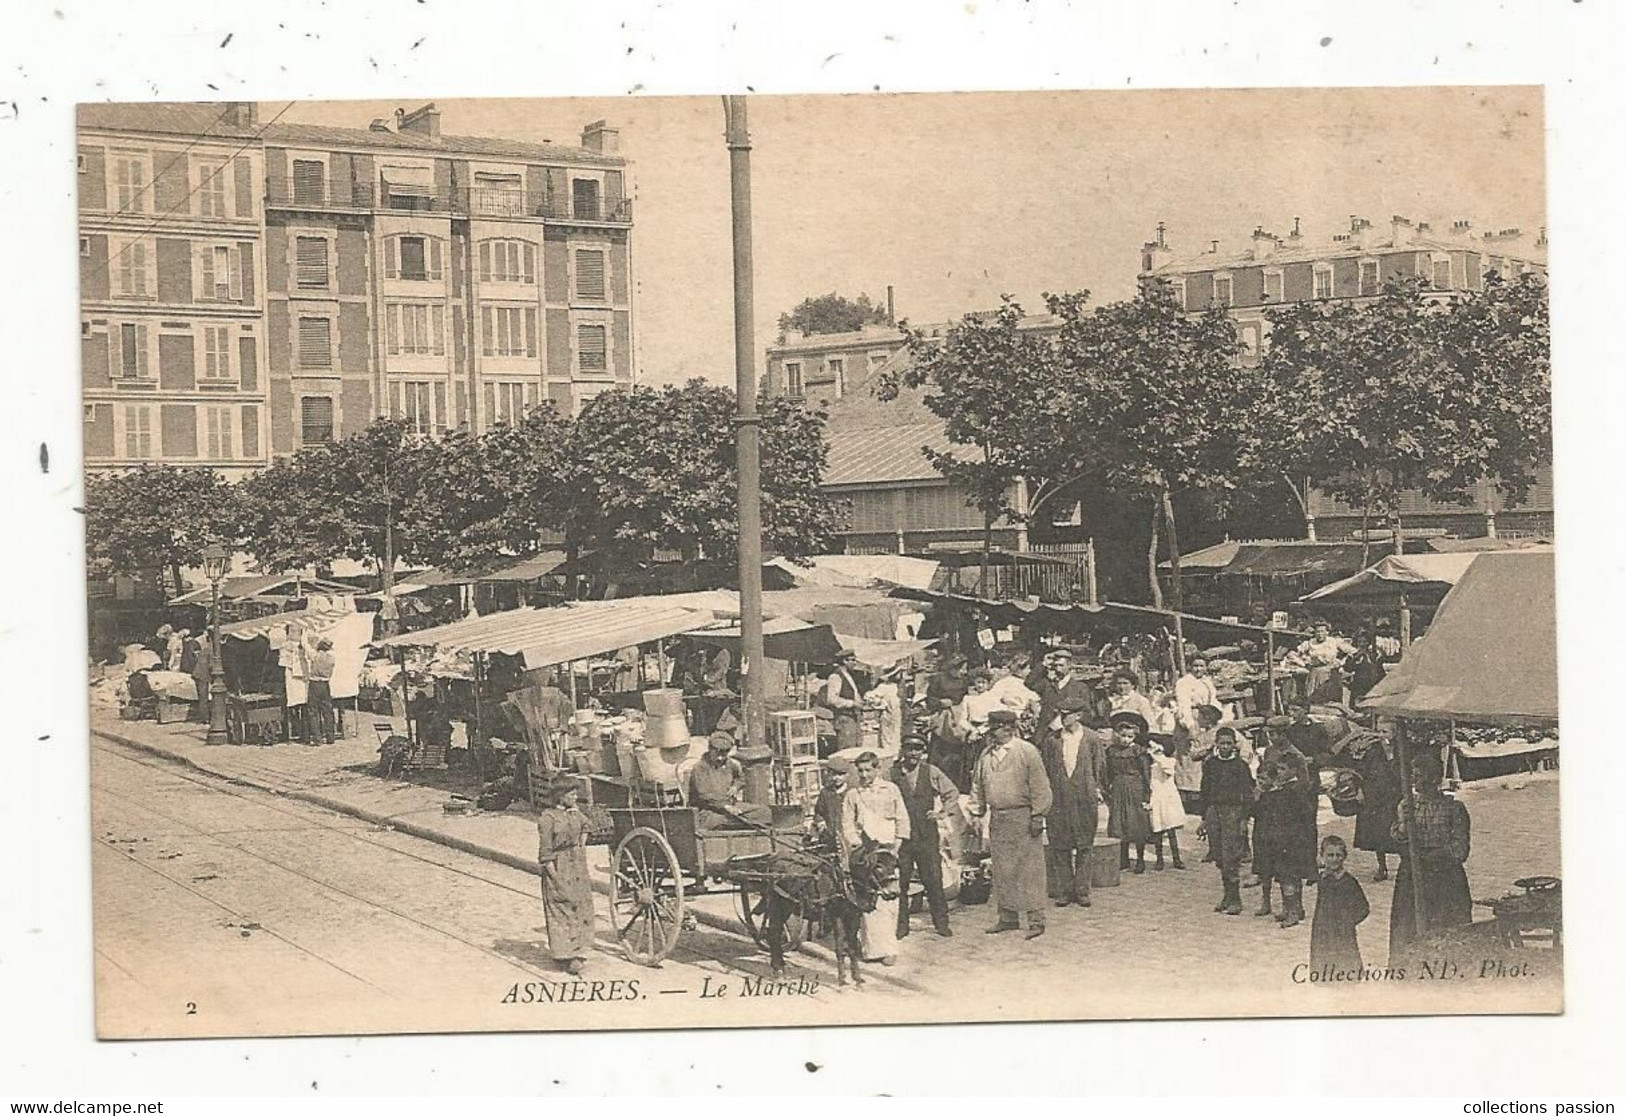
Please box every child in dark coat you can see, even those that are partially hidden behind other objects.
[1310,834,1370,973]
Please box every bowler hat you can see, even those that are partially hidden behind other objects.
[986,709,1018,725]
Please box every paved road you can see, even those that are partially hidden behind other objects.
[92,736,875,1038]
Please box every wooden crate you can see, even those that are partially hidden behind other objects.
[768,709,819,762]
[772,757,822,816]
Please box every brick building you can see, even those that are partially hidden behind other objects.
[1140,215,1553,541]
[79,102,635,476]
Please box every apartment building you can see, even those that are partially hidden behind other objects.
[79,102,269,480]
[78,101,635,474]
[1140,215,1553,541]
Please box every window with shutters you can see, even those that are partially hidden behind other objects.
[785,362,803,397]
[1262,269,1284,302]
[390,381,441,436]
[481,304,535,358]
[113,237,153,298]
[300,396,335,445]
[120,404,155,459]
[114,322,151,380]
[1213,275,1233,308]
[112,150,148,213]
[572,178,601,220]
[196,157,229,218]
[202,326,233,381]
[1169,278,1187,309]
[479,239,535,284]
[295,236,330,289]
[386,302,445,356]
[203,405,235,459]
[1239,322,1262,365]
[1431,256,1453,289]
[198,243,240,302]
[485,381,531,426]
[1489,255,1505,278]
[387,235,444,282]
[577,323,608,374]
[1359,259,1380,296]
[298,317,332,369]
[292,159,326,206]
[828,358,845,398]
[1313,265,1333,300]
[574,249,606,300]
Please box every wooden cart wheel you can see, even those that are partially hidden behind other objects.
[611,827,683,966]
[736,880,806,950]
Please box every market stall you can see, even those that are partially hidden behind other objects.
[217,599,377,744]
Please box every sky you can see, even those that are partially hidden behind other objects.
[273,86,1546,387]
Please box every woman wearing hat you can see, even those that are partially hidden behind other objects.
[1105,710,1155,874]
[535,772,594,975]
[1388,751,1473,958]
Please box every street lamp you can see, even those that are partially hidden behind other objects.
[202,543,229,746]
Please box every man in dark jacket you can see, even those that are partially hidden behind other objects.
[888,735,961,938]
[1041,708,1107,907]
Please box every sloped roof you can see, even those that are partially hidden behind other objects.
[823,423,979,486]
[77,102,623,166]
[1361,551,1558,723]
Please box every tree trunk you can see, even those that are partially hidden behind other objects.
[381,515,399,638]
[1392,512,1406,556]
[169,561,185,605]
[1146,498,1164,610]
[980,507,994,598]
[1160,487,1186,674]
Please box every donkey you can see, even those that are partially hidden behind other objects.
[757,838,898,988]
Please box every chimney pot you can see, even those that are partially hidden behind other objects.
[1209,240,1219,254]
[581,119,620,155]
[1290,217,1302,239]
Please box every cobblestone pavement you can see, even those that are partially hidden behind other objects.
[91,711,1562,1024]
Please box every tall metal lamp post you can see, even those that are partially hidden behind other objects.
[202,543,230,746]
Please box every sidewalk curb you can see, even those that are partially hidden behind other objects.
[94,724,919,989]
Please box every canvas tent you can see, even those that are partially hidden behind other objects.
[1300,550,1553,605]
[1361,551,1557,724]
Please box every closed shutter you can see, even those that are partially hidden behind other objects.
[524,308,537,358]
[389,383,403,420]
[135,324,149,379]
[432,305,445,356]
[228,248,243,301]
[293,160,324,205]
[386,305,399,355]
[385,237,399,279]
[241,405,260,459]
[298,318,331,368]
[429,238,443,280]
[200,247,215,301]
[523,243,536,285]
[575,251,605,300]
[483,383,495,426]
[296,237,329,288]
[479,241,491,282]
[433,382,447,435]
[578,324,606,372]
[481,305,494,356]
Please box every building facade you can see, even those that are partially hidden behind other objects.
[1141,215,1553,541]
[79,102,635,476]
[79,103,269,480]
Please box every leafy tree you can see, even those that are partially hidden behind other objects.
[1240,274,1551,555]
[777,291,891,341]
[412,404,576,570]
[1048,281,1246,611]
[83,465,237,594]
[566,381,841,570]
[878,297,1084,590]
[238,419,436,613]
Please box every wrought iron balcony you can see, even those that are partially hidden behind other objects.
[454,187,633,224]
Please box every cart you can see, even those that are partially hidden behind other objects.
[606,803,819,966]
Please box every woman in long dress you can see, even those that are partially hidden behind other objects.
[536,773,594,975]
[1388,751,1473,960]
[1105,711,1154,874]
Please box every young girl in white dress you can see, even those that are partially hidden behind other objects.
[1148,736,1189,870]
